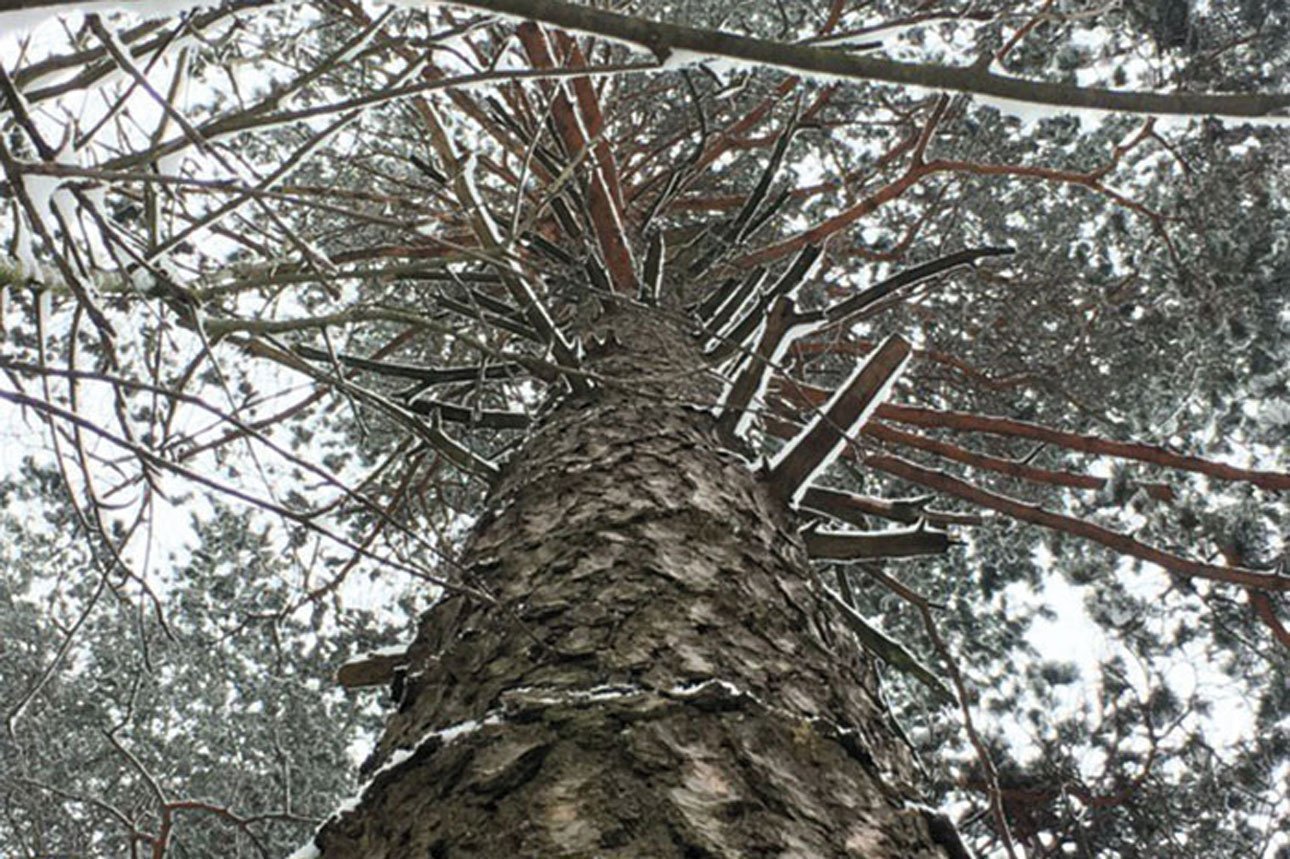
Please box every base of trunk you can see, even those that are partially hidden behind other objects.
[325,681,950,857]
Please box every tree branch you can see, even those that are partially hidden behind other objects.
[868,452,1290,593]
[448,0,1290,119]
[804,522,950,560]
[768,334,911,503]
[878,404,1290,492]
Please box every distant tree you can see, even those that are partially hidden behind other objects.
[0,0,1287,856]
[0,464,384,856]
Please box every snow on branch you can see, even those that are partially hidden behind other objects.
[714,295,813,445]
[767,333,911,504]
[431,292,537,341]
[446,0,1290,120]
[802,520,950,560]
[244,338,503,480]
[727,102,799,245]
[517,22,638,296]
[0,138,116,338]
[0,0,233,33]
[698,268,765,345]
[336,646,410,690]
[639,228,664,305]
[705,244,822,364]
[404,396,531,430]
[685,102,801,280]
[793,246,1015,334]
[821,586,955,704]
[417,101,591,395]
[800,485,983,527]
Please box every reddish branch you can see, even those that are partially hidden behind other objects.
[878,404,1290,491]
[921,157,1167,229]
[552,30,628,213]
[790,338,1041,391]
[737,167,927,268]
[1248,590,1290,648]
[992,0,1057,67]
[865,421,1106,491]
[670,114,921,215]
[768,376,1135,495]
[519,23,637,293]
[737,150,1166,269]
[731,102,1169,270]
[623,74,802,202]
[774,380,1167,498]
[820,0,846,36]
[867,453,1289,593]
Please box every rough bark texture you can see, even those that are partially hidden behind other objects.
[311,309,954,857]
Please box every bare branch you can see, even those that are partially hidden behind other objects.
[868,452,1290,593]
[767,333,911,503]
[821,585,955,704]
[446,0,1290,119]
[800,485,983,527]
[793,246,1015,333]
[804,521,950,560]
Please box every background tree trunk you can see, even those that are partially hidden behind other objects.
[310,308,956,857]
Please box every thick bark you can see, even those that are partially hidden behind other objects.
[310,309,955,857]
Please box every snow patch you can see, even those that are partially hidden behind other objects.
[670,677,746,699]
[660,48,711,71]
[309,710,505,844]
[283,842,321,859]
[806,521,925,539]
[502,683,644,707]
[1,0,219,34]
[368,643,412,658]
[975,94,1105,132]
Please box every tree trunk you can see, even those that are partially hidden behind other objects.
[308,307,957,857]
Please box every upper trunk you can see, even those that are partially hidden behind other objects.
[308,307,957,857]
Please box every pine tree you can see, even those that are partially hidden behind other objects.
[1,1,1287,856]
